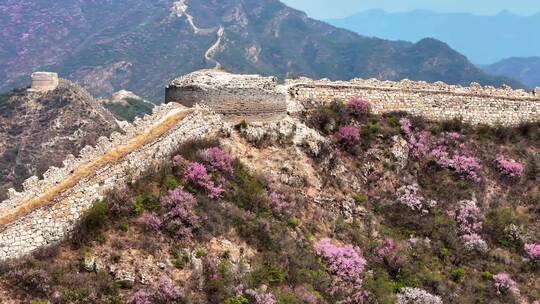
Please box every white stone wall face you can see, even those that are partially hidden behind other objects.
[286,78,540,126]
[166,70,287,122]
[0,103,223,261]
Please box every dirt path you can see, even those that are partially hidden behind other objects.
[205,26,225,69]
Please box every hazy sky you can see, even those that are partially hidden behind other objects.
[281,0,540,19]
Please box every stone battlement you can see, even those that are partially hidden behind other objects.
[286,77,540,126]
[166,70,287,122]
[29,72,59,92]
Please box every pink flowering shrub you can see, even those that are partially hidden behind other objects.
[183,162,224,198]
[399,118,412,136]
[400,119,482,181]
[495,154,524,178]
[184,162,210,185]
[449,146,482,182]
[375,238,404,274]
[294,286,318,304]
[137,212,162,232]
[408,131,431,158]
[376,239,397,259]
[455,200,483,235]
[455,200,487,252]
[524,243,540,260]
[314,238,367,303]
[347,98,371,116]
[493,272,520,296]
[397,184,437,214]
[172,154,187,167]
[335,126,360,147]
[268,191,290,217]
[129,277,182,304]
[234,285,277,304]
[199,147,234,174]
[161,188,199,240]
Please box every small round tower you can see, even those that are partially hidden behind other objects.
[30,72,59,92]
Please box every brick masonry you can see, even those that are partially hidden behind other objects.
[286,77,540,126]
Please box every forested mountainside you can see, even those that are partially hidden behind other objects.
[0,0,522,101]
[482,57,540,89]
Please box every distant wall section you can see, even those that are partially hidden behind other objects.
[287,78,540,126]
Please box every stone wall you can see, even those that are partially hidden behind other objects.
[287,77,540,126]
[0,103,223,261]
[30,72,59,92]
[166,70,287,122]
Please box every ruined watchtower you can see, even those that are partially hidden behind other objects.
[165,70,287,122]
[30,72,59,92]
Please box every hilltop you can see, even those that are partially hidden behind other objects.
[0,0,521,100]
[0,80,121,200]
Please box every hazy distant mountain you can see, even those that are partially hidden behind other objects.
[482,57,540,89]
[0,0,522,101]
[326,9,540,64]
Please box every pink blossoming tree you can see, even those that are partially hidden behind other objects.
[183,162,224,198]
[335,126,360,147]
[524,243,540,260]
[495,154,524,178]
[161,187,199,240]
[493,272,520,297]
[199,147,234,175]
[455,200,488,252]
[347,98,371,117]
[314,238,367,303]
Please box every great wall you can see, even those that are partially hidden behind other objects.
[1,69,540,261]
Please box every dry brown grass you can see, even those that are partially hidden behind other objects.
[0,109,193,228]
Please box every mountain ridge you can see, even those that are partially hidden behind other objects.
[326,9,540,65]
[0,0,522,101]
[481,57,540,89]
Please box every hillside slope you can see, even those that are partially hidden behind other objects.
[482,57,540,89]
[0,81,121,200]
[0,0,522,100]
[326,9,540,65]
[0,99,538,303]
